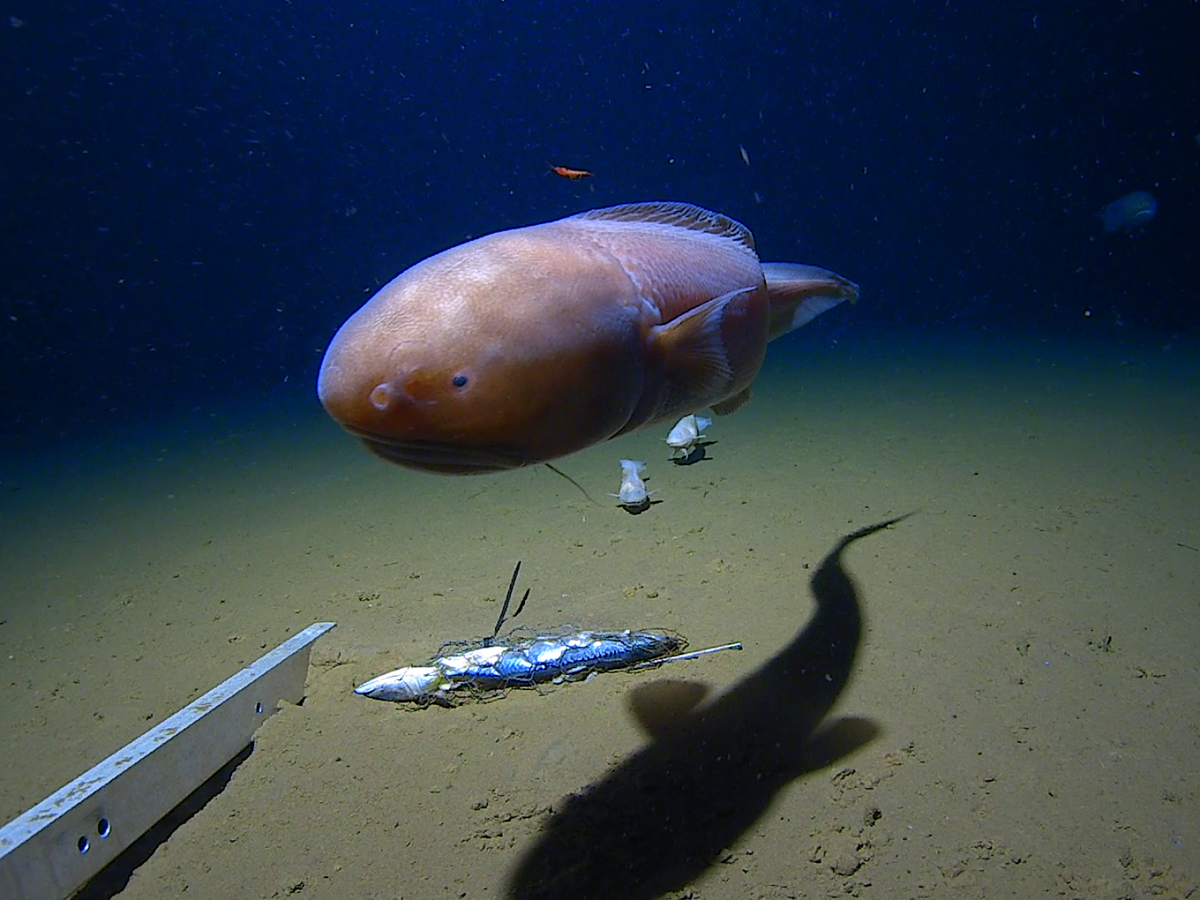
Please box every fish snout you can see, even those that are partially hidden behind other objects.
[318,365,432,433]
[318,324,441,423]
[318,339,531,473]
[364,378,430,413]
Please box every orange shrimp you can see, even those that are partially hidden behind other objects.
[549,164,594,180]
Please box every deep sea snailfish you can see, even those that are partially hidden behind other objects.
[317,201,858,474]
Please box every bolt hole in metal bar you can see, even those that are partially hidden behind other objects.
[0,622,336,900]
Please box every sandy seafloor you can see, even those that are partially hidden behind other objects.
[1,331,1198,899]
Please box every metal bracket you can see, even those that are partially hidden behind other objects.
[0,621,336,900]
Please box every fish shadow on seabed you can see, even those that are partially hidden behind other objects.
[670,441,716,466]
[504,514,910,900]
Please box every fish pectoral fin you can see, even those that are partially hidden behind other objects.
[711,385,752,415]
[650,286,753,397]
[762,262,859,340]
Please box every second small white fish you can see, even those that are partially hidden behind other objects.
[666,414,712,458]
[611,459,653,512]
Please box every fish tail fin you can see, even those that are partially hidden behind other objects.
[762,262,858,341]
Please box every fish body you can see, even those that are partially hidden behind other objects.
[549,164,594,180]
[1099,190,1157,233]
[317,202,857,474]
[610,458,652,510]
[666,413,712,456]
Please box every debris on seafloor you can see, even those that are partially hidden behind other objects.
[354,562,740,706]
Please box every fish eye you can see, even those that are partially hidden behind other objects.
[452,373,468,388]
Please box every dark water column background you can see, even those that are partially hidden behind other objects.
[1,1,1196,447]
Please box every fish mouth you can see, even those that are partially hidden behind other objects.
[357,434,529,475]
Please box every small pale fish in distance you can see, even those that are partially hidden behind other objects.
[1099,190,1157,234]
[611,459,654,513]
[666,414,712,459]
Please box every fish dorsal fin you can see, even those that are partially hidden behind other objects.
[574,202,756,253]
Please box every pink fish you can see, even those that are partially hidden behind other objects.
[317,202,857,474]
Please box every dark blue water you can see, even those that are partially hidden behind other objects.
[2,1,1197,450]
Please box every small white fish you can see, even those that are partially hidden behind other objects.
[666,414,712,458]
[610,459,653,511]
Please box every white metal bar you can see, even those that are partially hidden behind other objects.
[0,621,336,900]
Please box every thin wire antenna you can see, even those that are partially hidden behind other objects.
[627,642,743,671]
[490,561,523,641]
